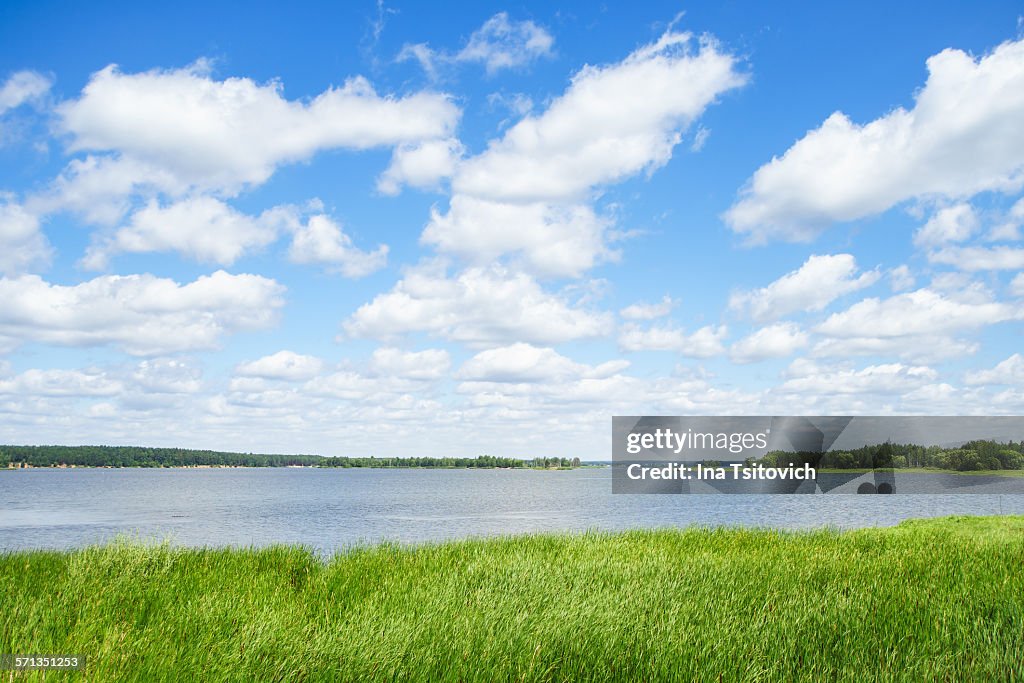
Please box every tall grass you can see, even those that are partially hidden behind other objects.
[2,515,1023,681]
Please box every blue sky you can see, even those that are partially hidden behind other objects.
[1,1,1023,457]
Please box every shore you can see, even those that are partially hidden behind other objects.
[6,464,1024,476]
[1,515,1022,681]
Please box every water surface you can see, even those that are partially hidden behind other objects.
[1,468,1021,552]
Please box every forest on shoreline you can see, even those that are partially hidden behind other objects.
[758,439,1024,472]
[5,440,1024,472]
[0,445,581,470]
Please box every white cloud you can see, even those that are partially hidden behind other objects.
[0,199,51,274]
[343,264,612,346]
[0,270,284,355]
[726,38,1024,242]
[424,29,746,277]
[487,92,534,120]
[928,245,1024,271]
[914,203,979,248]
[619,295,675,320]
[691,125,710,152]
[780,360,938,395]
[75,199,389,275]
[889,265,915,292]
[457,343,627,383]
[376,137,463,195]
[235,350,325,382]
[990,197,1024,240]
[1012,273,1024,296]
[729,254,879,322]
[965,353,1024,385]
[131,358,202,394]
[729,322,807,363]
[287,214,388,277]
[816,288,1021,339]
[926,272,994,302]
[0,368,122,397]
[618,323,727,357]
[369,347,451,380]
[807,281,1020,363]
[456,13,554,74]
[57,62,460,193]
[399,13,554,79]
[811,335,979,364]
[397,44,440,80]
[455,362,763,416]
[301,370,427,402]
[453,31,745,204]
[27,154,189,227]
[0,70,52,114]
[82,197,285,269]
[422,196,614,278]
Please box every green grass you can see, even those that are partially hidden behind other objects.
[2,516,1023,682]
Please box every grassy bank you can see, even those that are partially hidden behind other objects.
[2,516,1023,682]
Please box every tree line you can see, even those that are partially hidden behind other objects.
[0,445,582,470]
[757,440,1024,472]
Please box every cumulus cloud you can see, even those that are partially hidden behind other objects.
[816,287,1022,340]
[452,31,745,203]
[803,281,1023,363]
[618,323,727,357]
[726,38,1024,242]
[423,29,746,277]
[990,197,1024,240]
[619,295,675,320]
[0,70,52,115]
[0,270,284,355]
[1012,272,1024,296]
[376,138,463,195]
[422,197,614,278]
[131,358,202,394]
[780,360,938,395]
[369,347,451,380]
[811,335,979,364]
[343,264,612,346]
[913,203,979,248]
[455,362,764,416]
[964,354,1024,386]
[82,197,285,269]
[235,350,325,382]
[729,254,879,322]
[0,368,123,397]
[27,154,189,227]
[457,343,627,383]
[75,197,388,276]
[301,370,429,402]
[56,62,460,194]
[729,322,808,363]
[287,214,388,277]
[889,265,915,292]
[928,245,1024,271]
[0,199,51,274]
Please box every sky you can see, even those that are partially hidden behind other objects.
[1,1,1023,458]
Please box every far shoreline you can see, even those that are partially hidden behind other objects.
[5,463,1024,477]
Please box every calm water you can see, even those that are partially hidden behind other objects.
[2,468,1022,552]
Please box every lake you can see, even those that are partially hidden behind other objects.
[2,468,1022,552]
